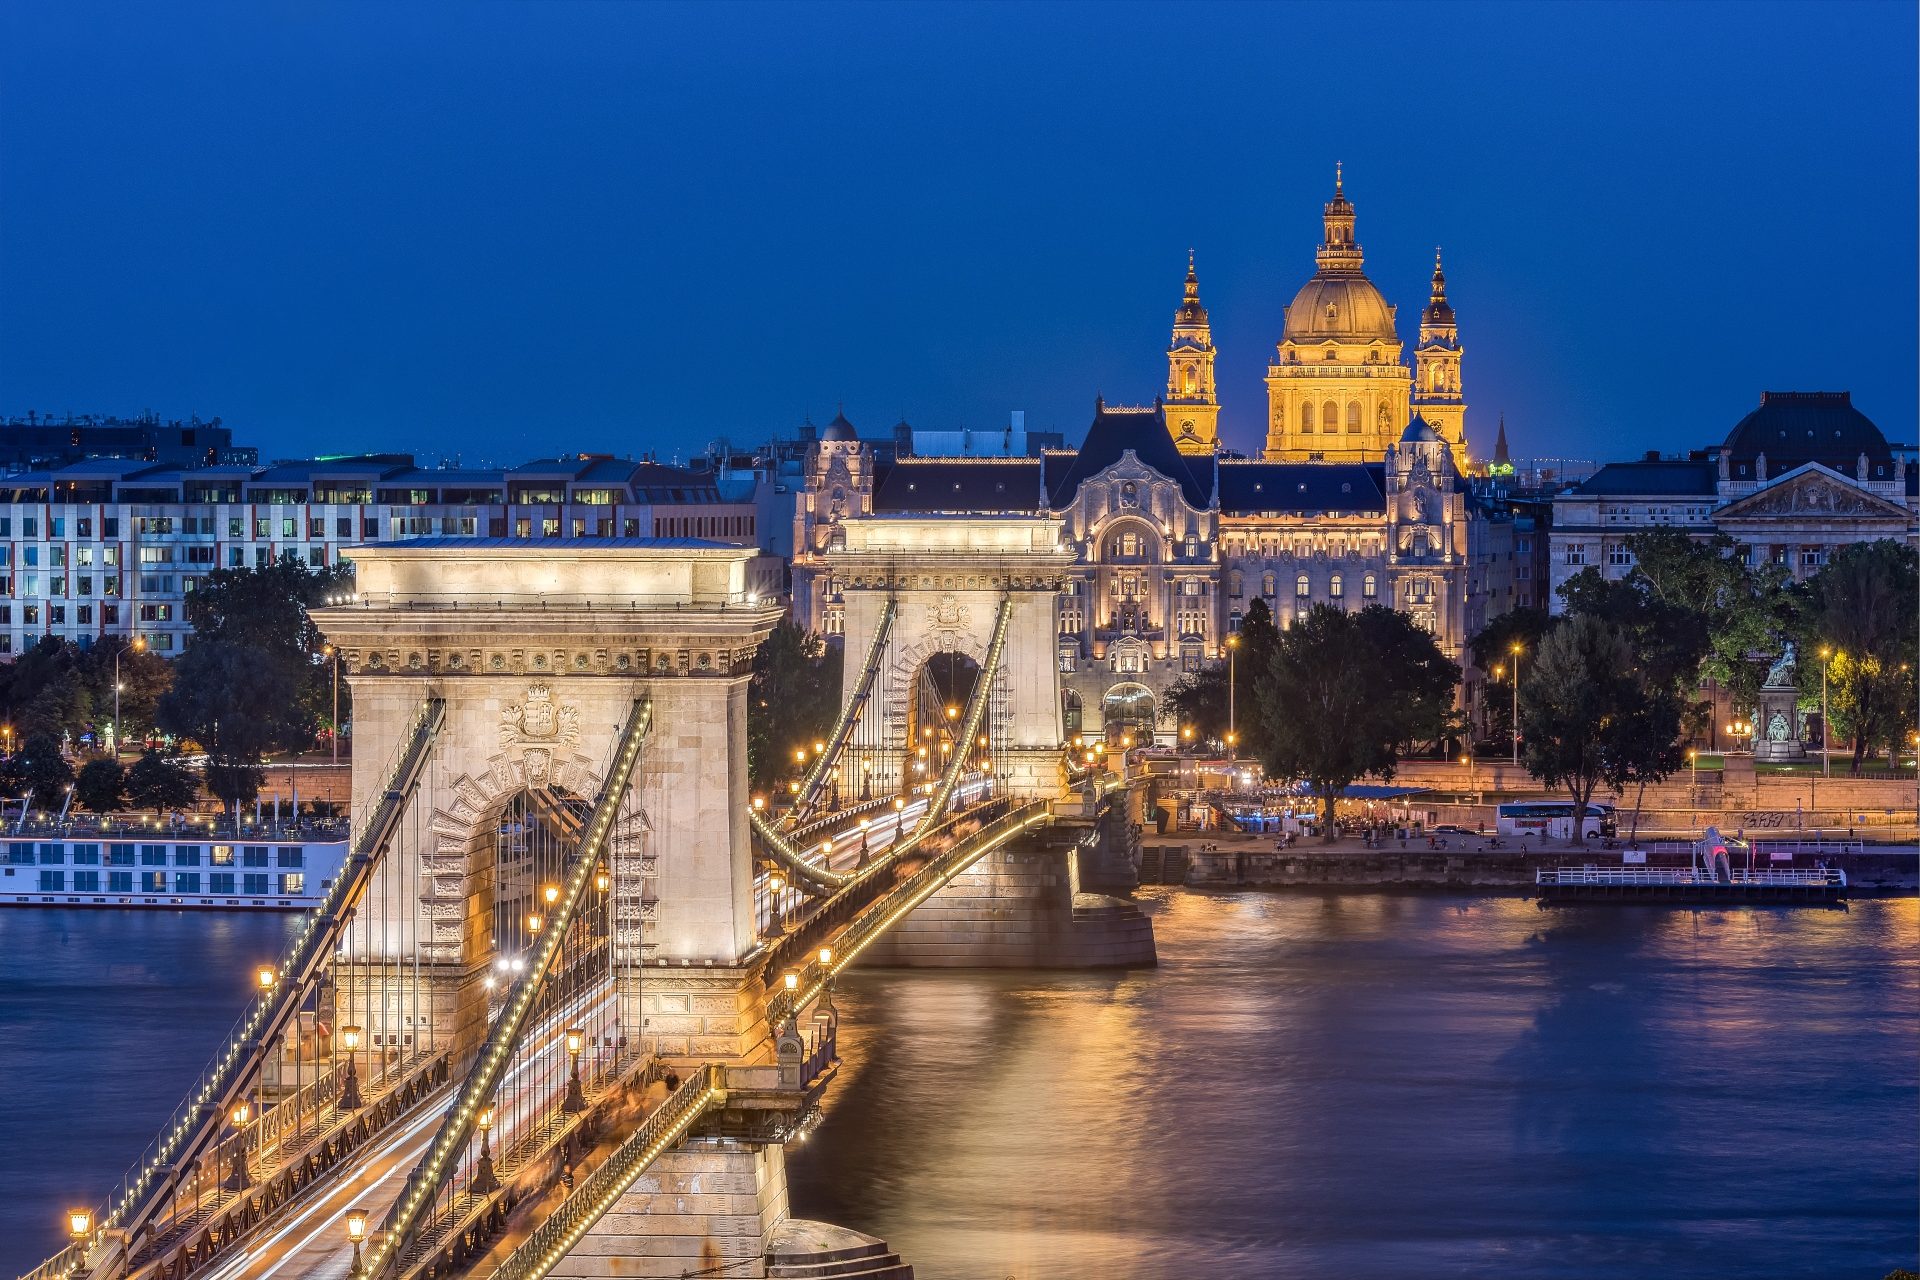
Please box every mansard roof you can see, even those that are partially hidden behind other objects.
[1217,462,1385,514]
[1047,400,1210,508]
[1570,459,1717,497]
[1722,391,1891,476]
[870,458,1043,513]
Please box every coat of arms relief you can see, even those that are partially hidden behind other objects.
[500,683,581,785]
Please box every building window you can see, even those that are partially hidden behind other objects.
[1299,402,1313,434]
[1322,401,1338,432]
[1607,544,1633,567]
[1295,574,1310,598]
[1329,574,1343,598]
[1363,574,1378,598]
[1564,546,1588,566]
[1346,401,1361,433]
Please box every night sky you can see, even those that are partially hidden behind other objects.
[2,1,1914,467]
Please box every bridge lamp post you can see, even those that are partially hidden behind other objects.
[562,1027,588,1115]
[527,912,544,936]
[225,1100,253,1191]
[339,1024,365,1111]
[471,1106,502,1194]
[767,870,787,933]
[595,865,610,893]
[345,1208,369,1278]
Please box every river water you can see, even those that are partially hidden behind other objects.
[0,893,1912,1279]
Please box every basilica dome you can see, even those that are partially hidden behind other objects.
[1282,274,1399,344]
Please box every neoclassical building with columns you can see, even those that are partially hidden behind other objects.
[790,173,1502,743]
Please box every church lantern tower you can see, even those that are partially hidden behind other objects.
[1411,248,1468,463]
[1264,166,1412,463]
[1165,251,1220,456]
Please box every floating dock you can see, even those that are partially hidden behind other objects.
[1535,865,1846,904]
[1536,825,1848,904]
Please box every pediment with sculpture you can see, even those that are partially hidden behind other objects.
[1717,466,1910,522]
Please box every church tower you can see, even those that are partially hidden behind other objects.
[1411,248,1467,463]
[1165,251,1219,456]
[1264,166,1412,462]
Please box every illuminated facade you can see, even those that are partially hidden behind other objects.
[793,405,1493,744]
[1262,168,1468,466]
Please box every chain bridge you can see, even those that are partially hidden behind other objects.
[31,519,1155,1280]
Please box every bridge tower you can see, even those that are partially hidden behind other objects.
[826,515,1076,801]
[315,539,784,1064]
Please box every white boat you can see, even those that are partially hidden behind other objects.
[1,830,349,910]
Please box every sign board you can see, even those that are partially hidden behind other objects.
[1770,851,1794,861]
[1621,850,1646,864]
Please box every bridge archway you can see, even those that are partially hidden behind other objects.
[317,539,782,1063]
[828,515,1077,798]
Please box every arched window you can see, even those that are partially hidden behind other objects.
[1329,574,1343,598]
[1363,574,1378,598]
[1261,572,1275,597]
[1346,402,1361,433]
[1322,401,1339,432]
[1300,402,1314,434]
[1228,570,1244,597]
[1295,574,1310,598]
[1184,367,1197,392]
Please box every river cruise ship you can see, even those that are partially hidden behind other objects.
[1,828,349,910]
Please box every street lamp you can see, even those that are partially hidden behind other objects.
[1819,646,1835,778]
[471,1105,502,1194]
[1509,642,1524,766]
[562,1027,587,1114]
[113,635,144,758]
[339,1024,365,1111]
[68,1209,91,1248]
[1225,634,1241,757]
[542,883,560,908]
[256,965,278,993]
[526,912,543,936]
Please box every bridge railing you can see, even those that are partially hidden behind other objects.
[783,596,896,827]
[765,797,1049,1028]
[367,697,652,1278]
[487,1064,724,1280]
[65,696,447,1269]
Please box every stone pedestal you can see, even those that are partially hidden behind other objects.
[859,840,1156,969]
[555,1140,785,1278]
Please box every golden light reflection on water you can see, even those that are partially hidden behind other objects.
[791,892,1918,1280]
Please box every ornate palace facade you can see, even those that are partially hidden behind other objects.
[792,173,1502,743]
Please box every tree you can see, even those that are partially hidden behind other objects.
[1621,530,1792,715]
[75,758,127,815]
[1249,604,1459,841]
[1162,665,1229,747]
[127,749,199,815]
[0,636,91,742]
[1467,606,1555,745]
[79,636,174,750]
[159,555,346,803]
[1793,540,1919,771]
[12,732,74,811]
[746,619,843,795]
[1516,615,1683,845]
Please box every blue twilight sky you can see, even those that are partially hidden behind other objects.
[1,1,1914,468]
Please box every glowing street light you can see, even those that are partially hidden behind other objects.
[339,1024,365,1111]
[255,965,278,992]
[542,883,560,908]
[346,1208,369,1277]
[67,1209,90,1244]
[562,1027,587,1114]
[526,912,544,936]
[471,1105,502,1194]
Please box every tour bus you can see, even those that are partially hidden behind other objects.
[1495,801,1616,839]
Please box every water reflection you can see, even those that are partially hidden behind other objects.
[790,892,1918,1280]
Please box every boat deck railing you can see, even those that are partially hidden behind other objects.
[1537,866,1846,888]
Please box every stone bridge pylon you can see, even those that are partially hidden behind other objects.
[315,538,786,1063]
[827,515,1077,801]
